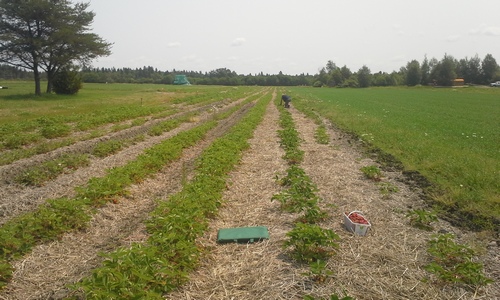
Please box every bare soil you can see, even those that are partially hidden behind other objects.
[0,90,498,300]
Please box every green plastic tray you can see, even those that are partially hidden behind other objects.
[217,226,269,244]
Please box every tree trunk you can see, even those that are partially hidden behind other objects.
[33,67,42,96]
[46,70,53,94]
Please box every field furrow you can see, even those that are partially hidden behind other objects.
[0,94,251,225]
[166,90,298,299]
[0,92,269,299]
[167,97,498,299]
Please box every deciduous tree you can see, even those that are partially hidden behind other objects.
[481,53,499,83]
[431,54,456,86]
[0,0,111,95]
[421,55,430,85]
[405,60,422,86]
[357,65,372,88]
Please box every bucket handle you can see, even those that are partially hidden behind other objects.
[347,210,364,218]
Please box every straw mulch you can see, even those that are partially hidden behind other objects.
[0,93,497,300]
[166,101,499,299]
[0,97,243,227]
[0,97,251,300]
[166,94,303,300]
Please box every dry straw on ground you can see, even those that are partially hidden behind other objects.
[167,99,498,300]
[0,96,252,300]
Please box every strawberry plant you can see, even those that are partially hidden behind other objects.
[299,204,329,224]
[0,262,12,289]
[14,154,90,186]
[406,209,437,231]
[303,259,333,283]
[91,139,124,157]
[377,181,399,198]
[37,117,72,139]
[424,234,493,287]
[272,163,328,223]
[314,124,329,144]
[283,223,340,262]
[147,118,181,136]
[277,104,304,164]
[360,165,382,181]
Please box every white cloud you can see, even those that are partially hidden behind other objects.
[181,54,201,63]
[168,42,181,48]
[446,34,460,42]
[392,24,404,36]
[482,26,500,36]
[469,24,500,36]
[390,54,406,62]
[231,37,246,47]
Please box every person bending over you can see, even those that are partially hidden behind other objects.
[280,94,291,108]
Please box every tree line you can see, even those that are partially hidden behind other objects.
[77,67,313,86]
[2,53,499,89]
[69,53,500,87]
[316,53,500,88]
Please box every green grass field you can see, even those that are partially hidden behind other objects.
[288,86,499,230]
[0,81,247,124]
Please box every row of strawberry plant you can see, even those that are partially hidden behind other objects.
[274,100,348,300]
[0,105,165,150]
[286,93,330,145]
[0,97,258,289]
[71,93,272,299]
[0,88,250,165]
[0,121,217,289]
[13,111,199,187]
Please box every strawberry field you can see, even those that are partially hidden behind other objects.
[0,83,497,299]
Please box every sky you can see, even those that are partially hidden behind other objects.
[87,0,500,76]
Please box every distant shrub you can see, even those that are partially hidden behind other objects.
[53,68,82,95]
[313,81,323,87]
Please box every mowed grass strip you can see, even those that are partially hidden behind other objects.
[72,93,271,299]
[289,86,500,230]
